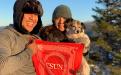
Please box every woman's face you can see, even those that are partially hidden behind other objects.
[22,13,38,32]
[54,17,66,32]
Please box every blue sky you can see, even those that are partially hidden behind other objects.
[0,0,98,26]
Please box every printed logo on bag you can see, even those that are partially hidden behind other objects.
[46,63,63,70]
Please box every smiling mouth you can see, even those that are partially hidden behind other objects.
[27,22,34,26]
[58,24,64,27]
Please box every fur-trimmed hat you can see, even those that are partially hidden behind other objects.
[13,0,43,34]
[52,5,72,19]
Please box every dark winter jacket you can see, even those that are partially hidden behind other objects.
[0,0,43,75]
[40,25,67,42]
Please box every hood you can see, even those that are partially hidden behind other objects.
[52,5,72,19]
[13,0,43,34]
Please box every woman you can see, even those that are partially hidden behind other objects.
[40,5,90,75]
[0,0,43,75]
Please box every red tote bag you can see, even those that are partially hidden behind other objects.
[32,39,84,75]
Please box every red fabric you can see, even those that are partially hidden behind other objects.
[32,39,84,75]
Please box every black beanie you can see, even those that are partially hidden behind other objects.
[52,5,72,19]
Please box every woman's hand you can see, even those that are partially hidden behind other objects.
[26,35,40,54]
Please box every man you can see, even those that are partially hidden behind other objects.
[0,0,43,75]
[40,5,90,75]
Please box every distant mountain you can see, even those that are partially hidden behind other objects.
[84,21,98,37]
[0,26,5,30]
[84,21,96,32]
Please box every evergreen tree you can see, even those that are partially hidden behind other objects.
[92,0,121,60]
[93,0,121,26]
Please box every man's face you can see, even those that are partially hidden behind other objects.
[22,13,38,32]
[54,17,66,31]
